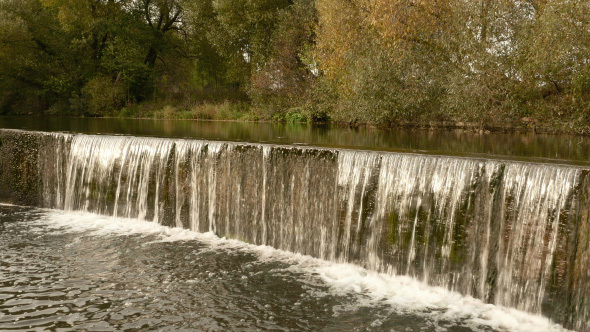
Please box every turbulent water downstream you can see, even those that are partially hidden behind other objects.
[0,129,589,331]
[0,205,571,331]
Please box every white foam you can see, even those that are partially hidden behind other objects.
[29,209,571,332]
[30,210,202,242]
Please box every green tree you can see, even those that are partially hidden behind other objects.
[249,0,318,117]
[0,0,75,114]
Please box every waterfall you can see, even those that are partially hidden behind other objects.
[0,129,588,331]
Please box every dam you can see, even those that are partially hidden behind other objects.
[0,127,588,331]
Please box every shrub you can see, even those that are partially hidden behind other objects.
[285,107,308,123]
[82,76,126,116]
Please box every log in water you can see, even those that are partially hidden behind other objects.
[0,129,588,331]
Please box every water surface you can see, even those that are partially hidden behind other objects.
[0,205,567,332]
[1,116,589,165]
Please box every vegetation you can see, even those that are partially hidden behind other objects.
[1,0,589,132]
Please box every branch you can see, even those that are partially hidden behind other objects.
[96,32,109,60]
[145,0,153,27]
[163,8,181,32]
[156,13,164,30]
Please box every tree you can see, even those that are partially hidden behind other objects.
[136,0,183,69]
[249,0,318,116]
[313,0,450,124]
[0,0,73,114]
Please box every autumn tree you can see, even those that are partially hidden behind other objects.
[313,0,451,124]
[314,0,590,128]
[517,0,590,126]
[1,0,589,129]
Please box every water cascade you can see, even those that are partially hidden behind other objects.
[0,129,588,331]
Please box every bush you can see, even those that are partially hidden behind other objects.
[118,105,141,118]
[285,107,308,123]
[218,101,249,120]
[153,105,178,119]
[82,76,126,116]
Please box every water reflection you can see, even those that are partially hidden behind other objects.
[1,116,589,165]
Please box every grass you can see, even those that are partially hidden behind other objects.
[117,101,258,121]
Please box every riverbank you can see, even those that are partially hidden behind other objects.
[78,101,590,136]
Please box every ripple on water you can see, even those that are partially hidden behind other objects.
[0,206,570,332]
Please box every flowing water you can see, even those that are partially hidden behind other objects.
[0,205,569,331]
[0,128,589,331]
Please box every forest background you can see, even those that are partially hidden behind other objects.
[1,0,589,133]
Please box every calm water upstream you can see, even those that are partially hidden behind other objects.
[1,116,590,165]
[0,205,568,332]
